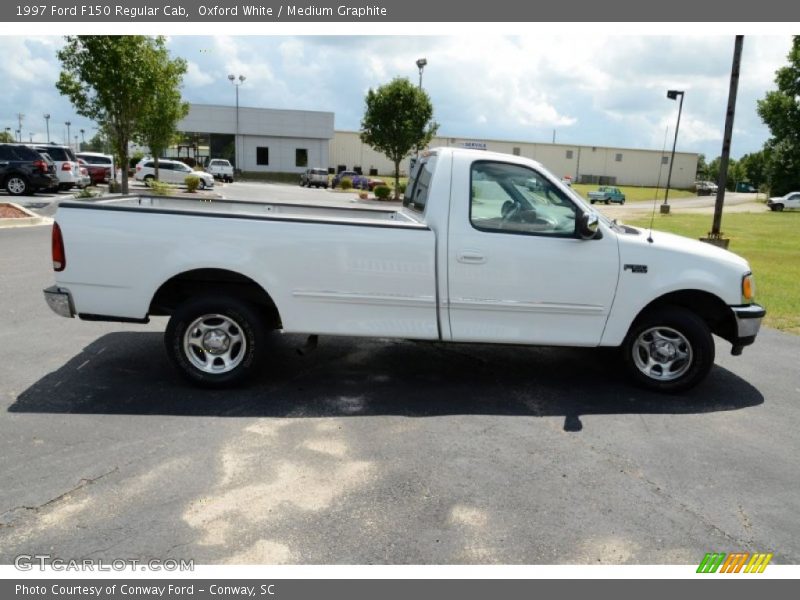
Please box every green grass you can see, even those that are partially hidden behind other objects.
[627,212,800,334]
[572,184,695,202]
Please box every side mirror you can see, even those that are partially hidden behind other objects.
[578,211,601,240]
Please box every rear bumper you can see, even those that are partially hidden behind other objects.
[43,285,75,318]
[730,303,765,349]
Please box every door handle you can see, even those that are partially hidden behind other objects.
[457,251,486,264]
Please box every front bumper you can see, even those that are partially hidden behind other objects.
[730,303,766,351]
[43,286,75,318]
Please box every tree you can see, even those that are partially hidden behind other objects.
[695,153,708,179]
[757,36,800,195]
[56,36,180,194]
[360,78,438,199]
[739,150,767,188]
[134,50,188,181]
[0,130,14,143]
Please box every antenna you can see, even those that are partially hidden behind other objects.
[648,125,670,243]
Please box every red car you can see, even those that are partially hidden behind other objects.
[368,178,387,191]
[78,158,109,185]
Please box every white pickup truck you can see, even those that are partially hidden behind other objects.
[43,148,764,392]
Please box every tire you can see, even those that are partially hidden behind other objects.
[165,295,266,388]
[622,305,715,393]
[590,199,596,204]
[198,180,206,190]
[605,199,610,205]
[5,175,29,196]
[773,204,784,212]
[621,200,625,205]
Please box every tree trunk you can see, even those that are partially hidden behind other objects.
[394,159,401,201]
[117,138,129,195]
[154,155,160,181]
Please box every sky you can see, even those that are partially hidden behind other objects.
[0,35,793,159]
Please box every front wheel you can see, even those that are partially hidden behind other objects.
[622,306,714,393]
[165,296,266,388]
[5,175,29,196]
[772,204,784,212]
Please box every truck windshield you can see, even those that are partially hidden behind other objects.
[403,154,437,213]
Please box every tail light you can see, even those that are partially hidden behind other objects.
[136,165,142,171]
[61,162,72,171]
[52,222,66,272]
[33,159,47,173]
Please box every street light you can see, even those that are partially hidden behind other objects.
[80,128,85,151]
[416,57,427,88]
[44,114,50,143]
[15,129,21,142]
[661,89,685,214]
[228,74,246,171]
[65,121,72,150]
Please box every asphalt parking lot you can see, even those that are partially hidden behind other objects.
[1,223,799,565]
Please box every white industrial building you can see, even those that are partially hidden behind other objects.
[173,104,334,173]
[330,131,699,189]
[172,104,697,188]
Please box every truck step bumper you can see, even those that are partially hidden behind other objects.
[43,285,75,319]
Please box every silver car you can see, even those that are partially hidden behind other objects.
[300,168,329,189]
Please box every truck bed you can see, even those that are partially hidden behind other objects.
[59,195,426,229]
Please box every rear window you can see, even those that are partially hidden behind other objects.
[36,146,75,162]
[403,154,437,213]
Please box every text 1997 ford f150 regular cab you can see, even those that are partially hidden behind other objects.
[44,148,765,392]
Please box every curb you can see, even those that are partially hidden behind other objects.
[0,202,54,229]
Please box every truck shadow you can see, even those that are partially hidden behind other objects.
[9,331,763,429]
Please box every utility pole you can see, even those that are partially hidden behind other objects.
[703,35,743,249]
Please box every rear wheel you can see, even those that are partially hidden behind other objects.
[165,296,266,388]
[622,306,714,393]
[5,175,29,196]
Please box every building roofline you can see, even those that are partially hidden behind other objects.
[333,129,698,157]
[189,103,334,118]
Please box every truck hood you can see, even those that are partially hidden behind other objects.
[622,226,749,271]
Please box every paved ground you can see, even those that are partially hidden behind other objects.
[1,199,798,566]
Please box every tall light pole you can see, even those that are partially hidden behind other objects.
[228,74,246,171]
[65,121,72,149]
[80,128,85,151]
[15,129,21,142]
[44,114,50,143]
[661,89,685,214]
[416,57,427,89]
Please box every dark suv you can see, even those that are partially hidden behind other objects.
[0,144,59,196]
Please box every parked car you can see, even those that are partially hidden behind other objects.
[76,152,115,182]
[135,158,214,189]
[300,168,329,188]
[0,143,59,196]
[206,158,234,183]
[367,177,387,191]
[695,181,718,196]
[332,170,368,189]
[587,186,626,205]
[30,144,82,191]
[44,147,764,393]
[767,192,800,212]
[77,159,104,185]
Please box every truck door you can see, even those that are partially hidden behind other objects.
[447,159,620,346]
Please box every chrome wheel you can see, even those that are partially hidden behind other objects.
[632,326,693,382]
[182,313,247,374]
[7,176,27,195]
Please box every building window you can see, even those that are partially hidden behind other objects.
[296,148,308,167]
[662,156,669,165]
[256,147,269,166]
[615,153,623,162]
[512,147,521,156]
[566,150,574,159]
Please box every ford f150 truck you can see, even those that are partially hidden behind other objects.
[43,148,764,392]
[588,186,626,205]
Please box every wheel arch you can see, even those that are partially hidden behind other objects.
[149,268,282,328]
[630,289,736,343]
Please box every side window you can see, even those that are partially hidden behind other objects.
[0,145,13,160]
[470,161,579,236]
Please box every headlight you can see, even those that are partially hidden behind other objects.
[742,272,755,303]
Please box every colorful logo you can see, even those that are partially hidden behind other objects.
[697,552,773,573]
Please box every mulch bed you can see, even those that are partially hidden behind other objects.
[0,204,31,219]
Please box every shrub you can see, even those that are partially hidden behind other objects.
[340,177,353,190]
[75,187,97,199]
[108,181,121,193]
[185,175,200,193]
[148,180,174,196]
[397,182,407,194]
[374,185,391,200]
